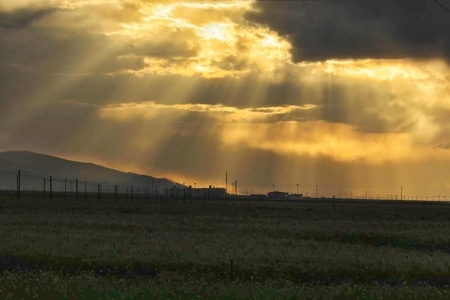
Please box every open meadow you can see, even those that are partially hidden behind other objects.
[0,195,449,299]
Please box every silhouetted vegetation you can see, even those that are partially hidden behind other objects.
[0,197,449,298]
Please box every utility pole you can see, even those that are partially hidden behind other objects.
[401,186,403,201]
[226,172,228,193]
[296,183,299,195]
[316,184,318,199]
[16,170,20,200]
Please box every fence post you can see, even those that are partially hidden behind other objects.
[50,176,53,200]
[16,170,21,200]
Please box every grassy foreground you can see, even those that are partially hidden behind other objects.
[0,197,449,299]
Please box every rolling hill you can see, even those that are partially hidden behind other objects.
[0,151,181,193]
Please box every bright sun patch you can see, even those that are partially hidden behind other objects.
[104,0,291,78]
[200,23,230,41]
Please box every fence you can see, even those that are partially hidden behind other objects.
[0,170,229,202]
[1,170,449,203]
[0,170,163,202]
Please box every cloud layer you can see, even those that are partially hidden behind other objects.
[1,0,450,196]
[0,0,291,78]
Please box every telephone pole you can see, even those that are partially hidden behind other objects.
[401,186,403,201]
[226,172,228,193]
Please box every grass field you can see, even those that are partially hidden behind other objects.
[0,196,449,299]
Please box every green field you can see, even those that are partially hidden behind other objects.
[0,196,449,299]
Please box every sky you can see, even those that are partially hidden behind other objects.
[1,0,450,198]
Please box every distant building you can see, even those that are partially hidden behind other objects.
[287,193,303,200]
[164,185,226,200]
[267,191,289,200]
[195,186,226,200]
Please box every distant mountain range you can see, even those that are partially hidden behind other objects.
[0,151,181,193]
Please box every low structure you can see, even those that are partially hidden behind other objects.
[164,185,226,200]
[287,193,303,200]
[267,191,289,200]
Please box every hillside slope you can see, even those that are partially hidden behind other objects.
[0,151,180,193]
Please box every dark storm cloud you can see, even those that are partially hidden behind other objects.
[246,0,450,62]
[0,7,55,29]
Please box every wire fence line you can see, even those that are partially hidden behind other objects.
[0,169,164,202]
[1,169,449,203]
[0,170,229,202]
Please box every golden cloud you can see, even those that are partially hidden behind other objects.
[99,100,450,165]
[3,0,450,194]
[222,121,423,164]
[99,101,317,123]
[102,0,292,77]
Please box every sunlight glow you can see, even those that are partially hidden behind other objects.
[310,59,448,82]
[222,121,424,164]
[99,102,318,124]
[200,23,230,41]
[3,0,450,195]
[101,1,292,78]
